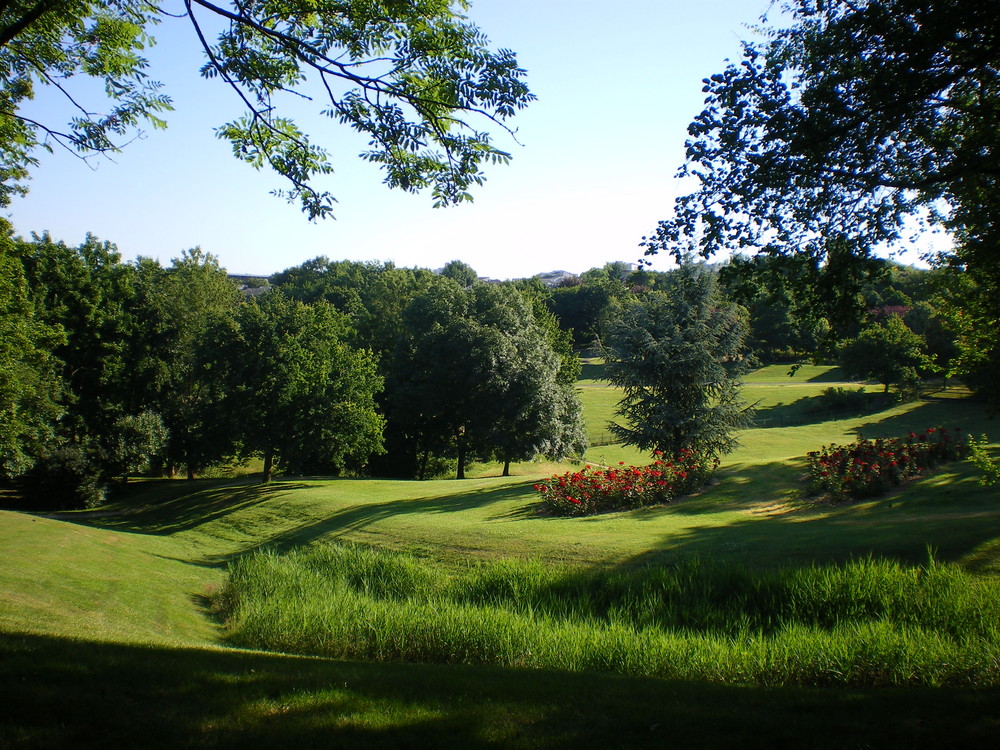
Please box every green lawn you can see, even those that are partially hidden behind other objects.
[3,363,1000,746]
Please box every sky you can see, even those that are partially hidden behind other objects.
[7,0,786,280]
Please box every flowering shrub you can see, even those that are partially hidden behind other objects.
[806,427,967,502]
[534,449,718,516]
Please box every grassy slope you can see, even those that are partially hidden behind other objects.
[3,364,1000,747]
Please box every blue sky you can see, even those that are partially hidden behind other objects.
[8,1,780,279]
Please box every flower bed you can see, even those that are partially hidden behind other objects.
[806,427,967,502]
[534,450,718,516]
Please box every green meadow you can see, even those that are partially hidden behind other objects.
[3,364,1000,747]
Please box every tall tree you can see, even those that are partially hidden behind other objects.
[17,232,141,449]
[390,280,586,479]
[602,265,752,460]
[205,292,384,483]
[0,221,62,477]
[644,0,1000,402]
[838,316,933,395]
[0,0,533,216]
[136,249,242,478]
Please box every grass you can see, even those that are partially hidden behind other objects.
[3,362,1000,746]
[219,545,1000,687]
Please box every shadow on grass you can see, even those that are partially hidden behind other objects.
[617,460,1000,571]
[3,630,999,750]
[67,479,311,536]
[212,480,542,562]
[752,395,891,428]
[800,367,850,383]
[852,396,999,440]
[579,360,607,382]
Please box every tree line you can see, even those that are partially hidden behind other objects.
[0,225,586,507]
[0,216,982,510]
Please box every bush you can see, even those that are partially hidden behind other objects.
[806,427,967,501]
[967,434,1000,487]
[28,444,107,509]
[534,450,717,516]
[812,386,872,413]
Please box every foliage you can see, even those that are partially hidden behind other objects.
[134,249,242,478]
[601,264,752,459]
[646,0,1000,263]
[439,259,479,288]
[967,434,1000,488]
[0,0,171,207]
[15,231,150,476]
[203,291,385,482]
[0,0,533,216]
[718,251,880,358]
[811,387,872,415]
[533,451,716,516]
[0,221,62,477]
[105,410,168,483]
[390,280,586,479]
[644,0,1000,405]
[838,316,933,394]
[807,427,967,502]
[28,442,107,509]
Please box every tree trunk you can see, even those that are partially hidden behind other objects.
[456,440,466,480]
[417,449,429,481]
[502,459,511,477]
[186,466,195,481]
[262,447,274,483]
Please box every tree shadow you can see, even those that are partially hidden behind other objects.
[800,367,850,383]
[579,360,608,382]
[615,463,1000,571]
[752,395,876,427]
[203,479,541,563]
[61,479,310,536]
[6,631,999,749]
[851,397,998,439]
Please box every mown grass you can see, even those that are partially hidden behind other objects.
[3,361,1000,747]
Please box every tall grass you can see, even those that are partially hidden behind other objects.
[218,544,1000,688]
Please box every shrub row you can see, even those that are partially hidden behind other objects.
[806,427,967,501]
[533,450,718,515]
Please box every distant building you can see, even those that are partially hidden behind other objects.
[228,274,270,297]
[534,270,579,287]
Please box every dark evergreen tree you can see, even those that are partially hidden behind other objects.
[602,265,752,460]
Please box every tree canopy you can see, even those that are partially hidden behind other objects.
[601,265,752,461]
[645,0,1000,266]
[0,0,534,216]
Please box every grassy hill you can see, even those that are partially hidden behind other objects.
[3,365,1000,747]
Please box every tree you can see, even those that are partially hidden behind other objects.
[838,316,933,394]
[643,0,1000,401]
[105,410,168,484]
[205,292,384,483]
[439,259,479,288]
[390,280,586,479]
[17,231,143,452]
[0,220,62,478]
[134,249,242,478]
[0,1,533,216]
[648,0,999,261]
[602,265,752,460]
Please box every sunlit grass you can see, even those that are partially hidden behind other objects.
[3,361,1000,746]
[219,544,1000,687]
